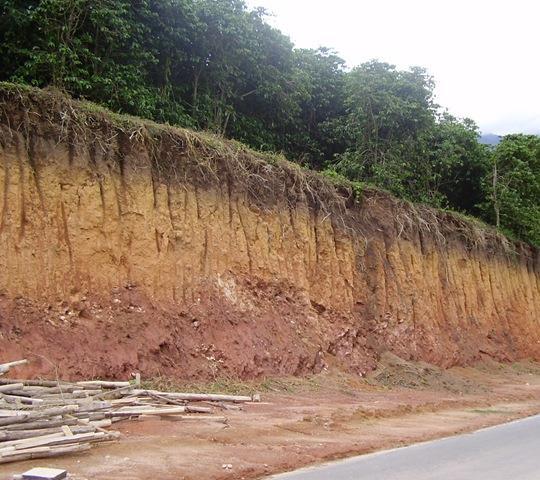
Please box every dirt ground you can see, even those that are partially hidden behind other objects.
[2,359,540,480]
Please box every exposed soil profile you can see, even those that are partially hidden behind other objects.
[0,84,539,381]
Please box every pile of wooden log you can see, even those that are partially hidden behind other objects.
[0,360,259,465]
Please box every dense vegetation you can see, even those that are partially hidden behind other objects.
[0,0,538,246]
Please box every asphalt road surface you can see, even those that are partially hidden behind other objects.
[269,414,540,479]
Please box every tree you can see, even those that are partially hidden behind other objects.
[330,62,493,214]
[284,48,347,168]
[331,61,437,198]
[418,114,490,212]
[0,0,169,120]
[483,134,540,245]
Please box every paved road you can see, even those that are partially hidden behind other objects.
[268,414,540,479]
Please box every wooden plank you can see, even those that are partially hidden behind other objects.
[7,432,106,451]
[0,432,66,450]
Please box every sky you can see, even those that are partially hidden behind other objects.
[245,0,539,135]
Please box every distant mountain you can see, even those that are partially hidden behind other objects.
[479,133,501,146]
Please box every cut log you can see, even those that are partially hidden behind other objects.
[139,414,227,423]
[0,432,67,450]
[71,412,106,421]
[71,389,102,397]
[108,406,187,417]
[77,381,130,388]
[213,402,243,411]
[90,384,133,400]
[87,419,112,429]
[127,389,252,403]
[0,383,25,393]
[0,414,31,428]
[1,445,53,458]
[0,417,79,431]
[0,424,99,442]
[185,405,213,414]
[39,397,112,407]
[0,360,28,374]
[0,379,64,388]
[0,443,91,464]
[1,393,44,405]
[77,401,112,412]
[109,398,143,407]
[145,391,187,406]
[4,431,107,451]
[0,405,79,427]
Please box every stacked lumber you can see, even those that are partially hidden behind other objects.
[0,360,259,465]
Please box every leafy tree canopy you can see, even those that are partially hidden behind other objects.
[483,135,540,246]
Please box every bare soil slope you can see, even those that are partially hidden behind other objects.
[0,84,539,380]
